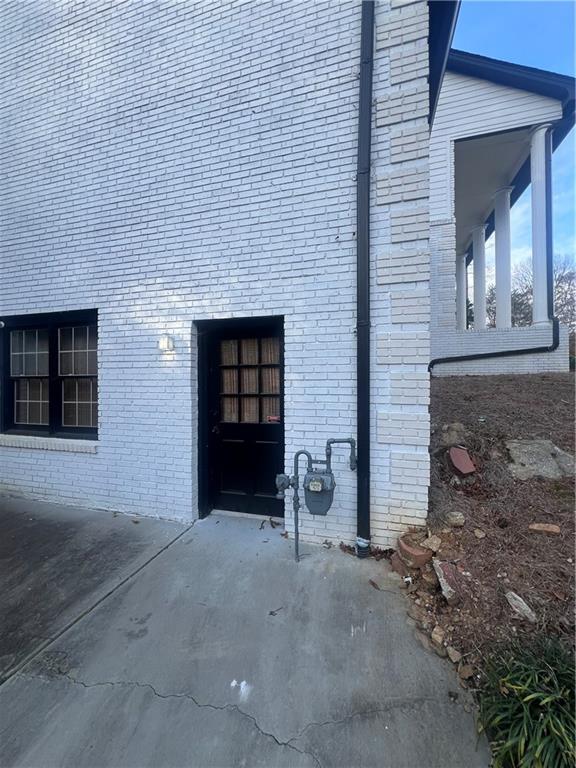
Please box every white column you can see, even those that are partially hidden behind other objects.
[494,187,513,329]
[472,225,487,330]
[456,253,467,330]
[531,124,552,325]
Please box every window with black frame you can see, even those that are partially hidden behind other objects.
[1,310,98,438]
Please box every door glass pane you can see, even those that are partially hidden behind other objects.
[241,397,259,423]
[240,368,258,394]
[221,369,238,394]
[261,367,280,394]
[262,397,280,423]
[261,337,279,364]
[220,340,238,366]
[221,397,238,423]
[240,338,258,365]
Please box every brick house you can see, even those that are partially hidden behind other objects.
[0,2,572,549]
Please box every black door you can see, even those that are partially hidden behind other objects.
[200,318,284,517]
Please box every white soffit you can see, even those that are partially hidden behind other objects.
[454,127,532,255]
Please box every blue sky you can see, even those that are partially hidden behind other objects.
[453,1,575,275]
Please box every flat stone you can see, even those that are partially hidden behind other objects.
[505,591,537,623]
[458,664,475,680]
[449,447,476,476]
[473,529,486,539]
[431,625,445,649]
[433,559,461,606]
[447,647,462,664]
[422,535,442,552]
[506,439,575,481]
[528,523,561,535]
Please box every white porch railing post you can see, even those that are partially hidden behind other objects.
[472,225,486,330]
[531,124,552,325]
[494,187,513,329]
[456,253,467,330]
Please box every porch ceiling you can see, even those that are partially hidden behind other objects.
[454,127,532,255]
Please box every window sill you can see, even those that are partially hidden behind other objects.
[0,434,98,453]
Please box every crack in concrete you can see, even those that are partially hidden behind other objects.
[287,695,436,747]
[19,671,321,767]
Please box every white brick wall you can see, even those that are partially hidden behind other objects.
[0,0,432,548]
[372,0,430,544]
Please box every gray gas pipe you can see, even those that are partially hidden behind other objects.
[275,438,357,562]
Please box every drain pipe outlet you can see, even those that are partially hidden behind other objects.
[355,0,375,558]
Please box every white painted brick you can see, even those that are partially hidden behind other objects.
[377,166,428,205]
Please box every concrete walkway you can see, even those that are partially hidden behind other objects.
[0,498,489,767]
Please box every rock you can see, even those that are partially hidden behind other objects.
[447,646,462,664]
[432,559,461,606]
[506,439,575,481]
[473,528,486,539]
[397,536,433,569]
[529,523,561,535]
[458,664,475,680]
[449,446,476,476]
[390,552,410,578]
[419,566,439,592]
[422,534,442,552]
[505,591,537,623]
[431,624,445,648]
[439,422,469,448]
[407,603,429,630]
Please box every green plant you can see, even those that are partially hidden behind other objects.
[478,636,575,768]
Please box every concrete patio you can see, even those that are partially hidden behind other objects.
[0,497,489,767]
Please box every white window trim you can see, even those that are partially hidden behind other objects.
[0,434,97,453]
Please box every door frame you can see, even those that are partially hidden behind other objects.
[196,316,285,519]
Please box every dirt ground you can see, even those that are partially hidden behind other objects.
[409,373,575,673]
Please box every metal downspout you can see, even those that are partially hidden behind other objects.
[356,1,375,556]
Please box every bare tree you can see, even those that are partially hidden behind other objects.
[484,255,575,330]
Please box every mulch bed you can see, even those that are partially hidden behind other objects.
[412,373,575,669]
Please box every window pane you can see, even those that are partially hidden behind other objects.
[91,404,98,427]
[221,397,238,423]
[59,327,73,351]
[11,354,23,376]
[241,338,258,365]
[74,326,88,350]
[24,331,37,353]
[28,379,42,399]
[261,337,279,364]
[261,367,280,394]
[88,325,98,349]
[262,397,280,423]
[220,340,238,366]
[87,351,97,375]
[221,369,238,394]
[11,331,23,353]
[37,352,49,375]
[63,403,77,426]
[77,379,92,401]
[24,354,37,375]
[63,379,76,400]
[60,351,72,375]
[38,330,49,353]
[241,397,259,423]
[77,403,92,427]
[73,352,88,375]
[28,402,41,424]
[15,402,28,424]
[240,368,258,394]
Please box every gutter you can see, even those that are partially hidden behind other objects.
[429,130,560,374]
[355,0,374,557]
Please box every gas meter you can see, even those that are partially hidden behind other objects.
[275,438,356,561]
[303,470,335,516]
